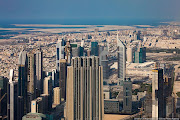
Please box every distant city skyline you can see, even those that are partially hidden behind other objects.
[0,0,180,22]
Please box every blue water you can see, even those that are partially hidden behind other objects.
[0,18,172,26]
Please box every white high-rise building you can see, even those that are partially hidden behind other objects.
[7,69,19,120]
[56,39,65,71]
[117,33,126,85]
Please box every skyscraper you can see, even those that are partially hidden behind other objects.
[59,59,67,101]
[43,76,52,111]
[17,96,24,120]
[71,43,79,57]
[133,31,141,40]
[91,42,99,56]
[66,56,104,120]
[36,48,43,94]
[18,50,28,114]
[31,97,44,113]
[123,78,132,114]
[117,33,126,85]
[127,47,133,63]
[134,47,146,63]
[78,46,84,57]
[51,69,57,88]
[43,76,52,95]
[56,39,66,71]
[27,52,36,113]
[152,69,165,119]
[65,40,72,64]
[0,76,8,119]
[7,69,18,120]
[53,87,61,105]
[7,81,18,120]
[40,94,49,113]
[99,48,109,80]
[27,53,36,95]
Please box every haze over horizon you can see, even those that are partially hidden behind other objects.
[0,0,180,24]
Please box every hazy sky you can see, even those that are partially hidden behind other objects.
[0,0,180,21]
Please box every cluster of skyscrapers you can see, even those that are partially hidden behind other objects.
[0,31,177,120]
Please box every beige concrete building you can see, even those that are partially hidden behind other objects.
[31,97,43,113]
[27,53,36,95]
[66,56,104,120]
[127,47,133,63]
[53,87,61,105]
[43,76,52,95]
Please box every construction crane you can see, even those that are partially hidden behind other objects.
[0,93,6,102]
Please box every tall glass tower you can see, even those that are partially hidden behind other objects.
[18,50,28,115]
[117,33,126,85]
[91,42,99,56]
[56,39,66,71]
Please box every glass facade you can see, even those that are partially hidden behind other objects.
[91,42,99,56]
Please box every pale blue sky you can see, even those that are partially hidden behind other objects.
[0,0,180,22]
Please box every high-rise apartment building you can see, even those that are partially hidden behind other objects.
[127,47,133,63]
[56,39,66,72]
[78,46,84,57]
[117,34,126,85]
[40,94,49,113]
[17,96,24,120]
[123,78,132,114]
[53,87,61,105]
[65,40,72,64]
[51,69,57,88]
[99,49,109,80]
[27,53,36,95]
[66,56,104,120]
[91,42,99,56]
[27,52,36,113]
[43,76,52,95]
[71,43,79,57]
[18,50,28,114]
[31,94,49,114]
[31,97,44,113]
[43,76,52,111]
[56,39,66,71]
[133,31,141,40]
[0,76,8,119]
[7,69,18,120]
[36,48,43,93]
[134,47,146,63]
[59,59,67,101]
[152,69,165,119]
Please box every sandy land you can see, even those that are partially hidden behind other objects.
[27,25,136,33]
[134,25,154,28]
[0,28,30,31]
[104,114,129,120]
[1,25,136,34]
[0,39,16,45]
[13,24,97,27]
